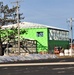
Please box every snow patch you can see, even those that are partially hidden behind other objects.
[0,54,58,63]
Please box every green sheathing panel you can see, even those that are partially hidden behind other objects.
[21,28,48,52]
[49,40,69,51]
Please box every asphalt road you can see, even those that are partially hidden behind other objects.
[0,64,74,75]
[0,58,74,75]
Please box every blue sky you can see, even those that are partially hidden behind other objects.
[1,0,74,34]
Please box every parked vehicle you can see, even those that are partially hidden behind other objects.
[54,46,62,54]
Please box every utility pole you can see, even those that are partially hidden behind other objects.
[67,17,74,55]
[12,0,21,55]
[17,1,20,55]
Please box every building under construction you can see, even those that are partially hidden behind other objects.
[2,22,69,53]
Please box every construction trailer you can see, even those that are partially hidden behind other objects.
[2,22,69,53]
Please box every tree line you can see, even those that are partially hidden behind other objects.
[0,2,24,55]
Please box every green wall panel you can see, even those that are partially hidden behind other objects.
[21,28,48,52]
[48,40,69,51]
